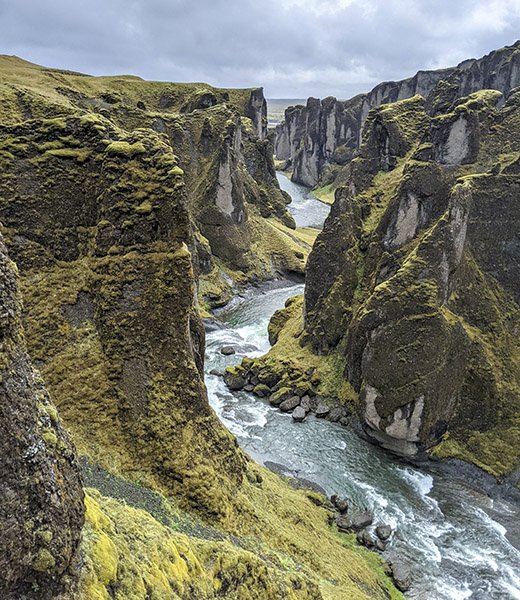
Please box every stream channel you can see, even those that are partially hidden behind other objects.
[204,173,520,599]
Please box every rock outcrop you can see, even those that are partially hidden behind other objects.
[0,234,85,600]
[275,40,520,188]
[261,83,520,480]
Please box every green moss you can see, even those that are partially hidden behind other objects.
[106,141,146,157]
[36,529,53,544]
[33,548,56,572]
[311,184,335,205]
[41,427,58,447]
[135,200,153,214]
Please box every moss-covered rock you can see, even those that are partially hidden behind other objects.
[267,86,520,480]
[0,234,84,599]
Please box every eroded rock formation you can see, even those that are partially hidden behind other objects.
[275,40,520,188]
[0,56,404,600]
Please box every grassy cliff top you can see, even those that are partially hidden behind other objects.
[0,54,260,124]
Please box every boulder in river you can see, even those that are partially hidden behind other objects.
[221,345,236,355]
[315,401,330,418]
[253,384,271,397]
[224,366,248,390]
[334,497,349,513]
[209,368,223,377]
[390,559,412,592]
[376,525,392,542]
[300,395,312,412]
[292,406,307,422]
[350,510,373,531]
[269,387,294,406]
[327,406,344,422]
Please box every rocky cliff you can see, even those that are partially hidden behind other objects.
[0,234,84,600]
[262,84,520,481]
[0,56,403,600]
[275,40,520,188]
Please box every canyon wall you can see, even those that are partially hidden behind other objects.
[275,40,520,188]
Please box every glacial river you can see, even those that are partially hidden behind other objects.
[204,174,520,599]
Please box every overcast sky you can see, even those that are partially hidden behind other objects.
[2,0,520,99]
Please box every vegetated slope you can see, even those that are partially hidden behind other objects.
[249,86,520,484]
[0,56,402,600]
[275,40,520,189]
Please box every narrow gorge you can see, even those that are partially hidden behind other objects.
[1,38,520,600]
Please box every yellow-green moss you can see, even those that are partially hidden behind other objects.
[33,548,56,572]
[106,141,146,157]
[311,184,335,205]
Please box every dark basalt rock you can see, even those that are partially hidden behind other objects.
[275,41,520,188]
[315,401,330,418]
[221,345,236,355]
[279,395,301,412]
[0,235,84,600]
[298,77,520,477]
[350,511,374,531]
[376,525,392,542]
[390,559,412,592]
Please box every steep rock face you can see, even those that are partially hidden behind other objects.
[0,234,84,600]
[275,41,520,188]
[0,105,246,521]
[276,87,520,477]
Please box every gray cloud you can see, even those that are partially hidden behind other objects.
[1,0,520,98]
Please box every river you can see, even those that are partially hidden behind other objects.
[203,174,520,599]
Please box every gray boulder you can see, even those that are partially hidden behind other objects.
[376,525,392,542]
[390,559,412,592]
[292,406,307,422]
[220,345,236,355]
[280,396,301,412]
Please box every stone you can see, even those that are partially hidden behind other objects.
[257,369,282,388]
[327,406,343,422]
[269,387,294,406]
[356,531,376,549]
[350,511,373,531]
[279,396,301,412]
[300,395,312,412]
[220,346,236,355]
[244,384,255,392]
[292,406,306,422]
[335,515,351,532]
[390,559,412,592]
[253,384,271,398]
[375,525,392,542]
[224,368,247,390]
[334,497,348,513]
[209,369,223,377]
[376,539,387,552]
[315,402,330,418]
